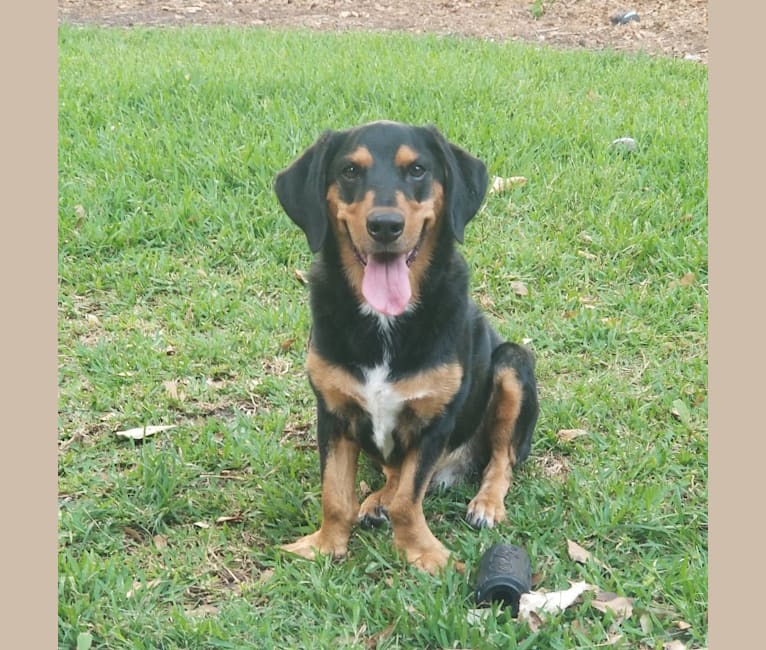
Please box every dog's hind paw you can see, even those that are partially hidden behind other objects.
[358,504,390,529]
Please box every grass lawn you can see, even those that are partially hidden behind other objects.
[58,25,708,649]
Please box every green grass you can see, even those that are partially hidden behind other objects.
[58,24,707,649]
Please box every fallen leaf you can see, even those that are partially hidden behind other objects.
[153,534,168,550]
[123,527,143,544]
[489,175,528,193]
[185,604,219,617]
[163,380,179,400]
[115,425,176,440]
[518,581,595,622]
[592,595,634,620]
[165,345,176,355]
[669,272,696,289]
[294,268,309,285]
[126,578,161,598]
[215,515,244,524]
[511,280,529,296]
[85,313,100,326]
[524,609,544,632]
[280,337,296,351]
[257,568,275,585]
[566,539,605,567]
[74,204,86,229]
[674,620,692,631]
[193,521,210,529]
[557,429,588,443]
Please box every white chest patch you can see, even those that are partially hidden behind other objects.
[360,363,404,460]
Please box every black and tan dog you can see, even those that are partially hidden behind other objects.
[274,121,538,573]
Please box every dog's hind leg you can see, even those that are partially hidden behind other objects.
[466,343,538,529]
[358,465,400,528]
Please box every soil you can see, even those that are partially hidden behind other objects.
[59,0,708,63]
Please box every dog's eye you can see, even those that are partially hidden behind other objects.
[408,163,427,180]
[341,164,361,180]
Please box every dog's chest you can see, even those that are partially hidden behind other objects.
[307,347,463,460]
[360,363,407,459]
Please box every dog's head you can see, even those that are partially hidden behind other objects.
[274,121,488,317]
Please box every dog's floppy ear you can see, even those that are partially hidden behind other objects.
[427,126,489,243]
[274,130,338,253]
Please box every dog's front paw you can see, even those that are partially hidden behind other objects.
[281,530,348,560]
[466,493,507,529]
[409,545,465,575]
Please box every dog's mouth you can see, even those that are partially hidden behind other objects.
[346,224,427,317]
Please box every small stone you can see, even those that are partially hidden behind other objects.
[610,137,637,152]
[611,11,640,26]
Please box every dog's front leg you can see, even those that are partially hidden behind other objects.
[282,407,360,560]
[388,417,465,574]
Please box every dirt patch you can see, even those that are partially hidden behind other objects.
[59,0,707,62]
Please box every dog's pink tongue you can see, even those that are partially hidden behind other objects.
[362,254,411,316]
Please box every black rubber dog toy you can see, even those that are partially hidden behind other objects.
[474,543,532,617]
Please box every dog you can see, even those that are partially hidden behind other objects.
[274,121,538,574]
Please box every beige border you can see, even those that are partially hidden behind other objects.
[708,3,761,649]
[0,2,57,648]
[0,1,58,647]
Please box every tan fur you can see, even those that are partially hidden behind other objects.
[358,465,400,520]
[466,368,523,527]
[281,436,360,559]
[388,449,464,574]
[394,144,419,168]
[348,145,373,168]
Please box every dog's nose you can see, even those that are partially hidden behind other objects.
[367,212,405,244]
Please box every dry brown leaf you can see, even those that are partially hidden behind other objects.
[185,604,220,617]
[163,380,179,400]
[123,527,143,543]
[153,534,168,550]
[566,539,605,567]
[280,337,296,351]
[674,620,692,631]
[257,568,275,585]
[193,521,210,529]
[557,428,588,443]
[489,175,528,194]
[115,424,176,440]
[165,344,176,356]
[215,515,244,524]
[669,272,696,289]
[592,595,634,620]
[126,578,161,598]
[74,204,86,227]
[511,280,529,297]
[294,268,309,285]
